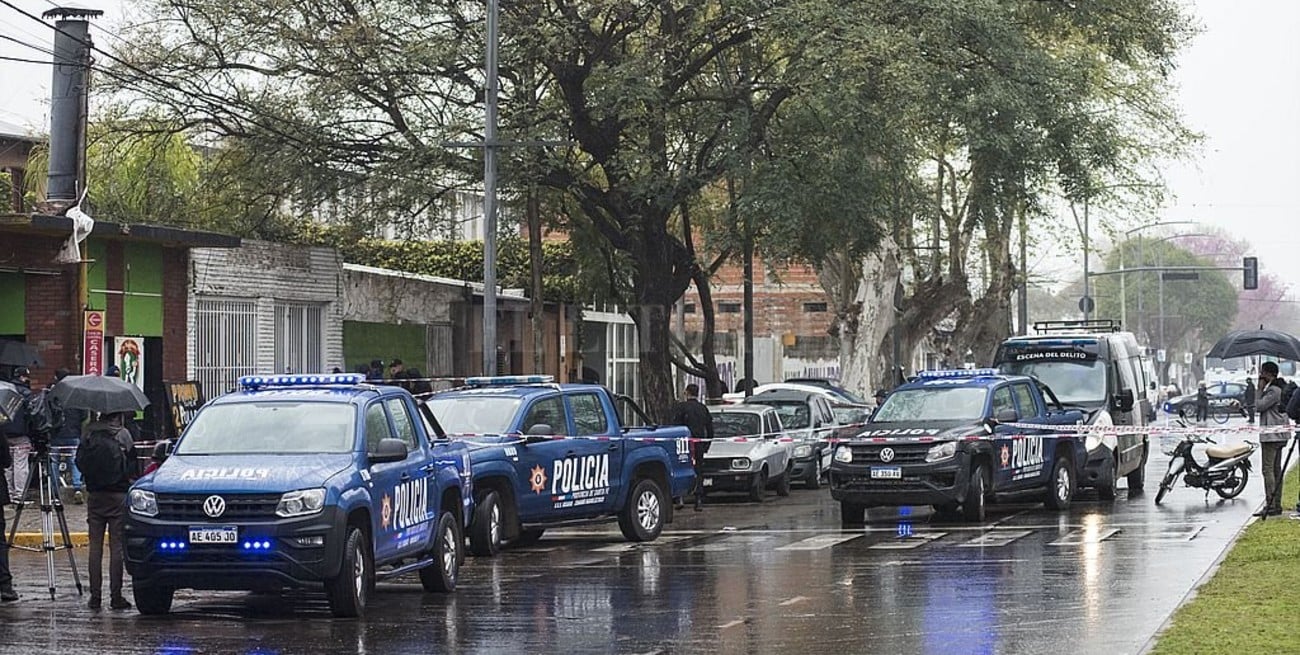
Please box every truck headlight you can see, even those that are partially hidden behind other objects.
[730,458,751,471]
[276,488,327,518]
[1086,434,1102,452]
[128,489,158,517]
[834,446,853,463]
[793,444,813,458]
[925,442,957,463]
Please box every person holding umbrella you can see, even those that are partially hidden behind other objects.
[1254,362,1289,517]
[53,374,149,610]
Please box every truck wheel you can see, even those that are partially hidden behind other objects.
[419,512,461,592]
[1097,453,1118,501]
[840,502,866,526]
[961,463,988,522]
[325,527,373,618]
[618,478,665,542]
[805,463,822,490]
[1045,455,1075,511]
[775,465,792,497]
[748,469,767,503]
[133,584,174,615]
[469,490,503,557]
[1126,442,1148,491]
[513,528,545,546]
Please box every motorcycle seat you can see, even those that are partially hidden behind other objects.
[1206,442,1251,459]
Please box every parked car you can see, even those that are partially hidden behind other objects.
[783,377,868,404]
[742,389,840,489]
[830,368,1087,525]
[721,382,859,405]
[699,405,794,501]
[1163,381,1247,418]
[829,402,873,439]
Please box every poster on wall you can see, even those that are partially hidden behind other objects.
[164,380,205,439]
[113,336,145,390]
[83,310,104,375]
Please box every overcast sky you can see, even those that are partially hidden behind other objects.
[2,0,1298,293]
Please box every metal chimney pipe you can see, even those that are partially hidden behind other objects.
[43,5,102,203]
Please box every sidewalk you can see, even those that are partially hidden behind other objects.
[5,491,92,547]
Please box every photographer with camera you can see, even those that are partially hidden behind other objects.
[3,367,33,504]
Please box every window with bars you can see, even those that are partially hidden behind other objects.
[193,298,259,397]
[607,322,640,402]
[274,303,325,375]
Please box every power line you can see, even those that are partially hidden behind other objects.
[0,52,49,64]
[0,31,52,54]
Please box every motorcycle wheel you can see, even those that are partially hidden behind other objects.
[1214,462,1250,499]
[1154,460,1183,506]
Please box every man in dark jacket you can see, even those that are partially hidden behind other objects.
[669,384,713,511]
[3,367,33,504]
[1195,382,1209,423]
[50,369,86,503]
[1255,363,1289,517]
[76,412,139,610]
[1243,377,1256,424]
[0,428,18,601]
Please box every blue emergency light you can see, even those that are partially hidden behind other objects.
[241,540,273,551]
[158,540,187,551]
[917,368,1001,379]
[238,374,365,390]
[465,375,555,386]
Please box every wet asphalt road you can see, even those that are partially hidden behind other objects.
[0,421,1279,655]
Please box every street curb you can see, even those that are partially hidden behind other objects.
[10,532,90,547]
[1137,459,1299,655]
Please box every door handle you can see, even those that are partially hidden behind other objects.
[608,444,618,451]
[565,451,576,458]
[400,472,412,482]
[420,463,439,472]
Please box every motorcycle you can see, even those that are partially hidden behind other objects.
[1154,431,1256,505]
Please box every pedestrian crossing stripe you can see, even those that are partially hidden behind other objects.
[1048,528,1121,546]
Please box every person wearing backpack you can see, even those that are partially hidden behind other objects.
[3,367,33,504]
[76,411,140,610]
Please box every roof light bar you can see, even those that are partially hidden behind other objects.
[464,375,555,386]
[239,374,365,390]
[916,368,1001,379]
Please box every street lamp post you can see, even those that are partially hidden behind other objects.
[1119,221,1195,335]
[1151,231,1210,385]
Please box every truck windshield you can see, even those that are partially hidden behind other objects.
[712,413,762,438]
[426,396,523,435]
[872,388,988,422]
[176,403,356,454]
[1001,361,1107,405]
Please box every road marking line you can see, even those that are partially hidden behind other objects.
[958,530,1033,548]
[718,619,745,630]
[869,532,946,550]
[1048,528,1121,546]
[779,596,809,606]
[684,535,776,552]
[590,536,691,553]
[776,534,862,551]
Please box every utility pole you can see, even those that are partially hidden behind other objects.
[481,0,500,376]
[1018,204,1028,334]
[1082,194,1091,320]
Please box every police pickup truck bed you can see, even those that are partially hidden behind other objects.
[124,374,473,618]
[425,376,696,555]
[830,369,1085,524]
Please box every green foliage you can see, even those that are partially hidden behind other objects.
[284,222,586,302]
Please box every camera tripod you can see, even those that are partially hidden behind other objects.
[6,443,83,599]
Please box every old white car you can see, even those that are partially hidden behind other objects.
[700,405,795,501]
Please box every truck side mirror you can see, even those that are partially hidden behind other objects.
[369,438,409,464]
[524,424,554,443]
[995,409,1019,424]
[151,440,171,464]
[1113,390,1135,412]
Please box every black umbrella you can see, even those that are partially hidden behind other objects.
[1206,329,1300,362]
[0,380,22,425]
[0,340,43,368]
[51,374,150,414]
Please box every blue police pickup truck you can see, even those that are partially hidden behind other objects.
[829,369,1086,525]
[124,374,474,618]
[424,376,696,556]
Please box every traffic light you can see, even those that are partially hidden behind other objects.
[1243,256,1259,290]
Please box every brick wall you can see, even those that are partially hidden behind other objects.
[17,235,78,385]
[682,255,834,339]
[161,248,188,381]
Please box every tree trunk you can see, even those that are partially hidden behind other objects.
[689,265,725,400]
[527,189,545,375]
[837,239,900,396]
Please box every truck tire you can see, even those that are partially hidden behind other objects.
[748,469,767,503]
[618,478,665,542]
[775,465,792,497]
[325,527,373,618]
[419,512,461,593]
[1097,452,1118,501]
[1126,442,1147,491]
[805,462,822,490]
[133,584,174,615]
[961,463,988,522]
[1045,455,1075,511]
[840,502,866,526]
[469,490,503,557]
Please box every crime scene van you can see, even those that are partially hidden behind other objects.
[124,373,473,618]
[993,320,1151,498]
[425,375,696,556]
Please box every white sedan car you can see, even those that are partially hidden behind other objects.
[699,405,794,501]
